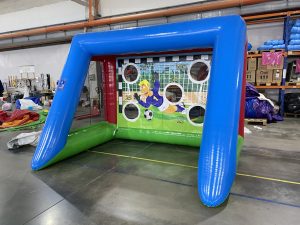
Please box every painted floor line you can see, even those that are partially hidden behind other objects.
[88,150,198,169]
[230,192,300,208]
[87,150,300,185]
[113,165,300,209]
[235,172,300,185]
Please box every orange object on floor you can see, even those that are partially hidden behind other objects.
[0,110,39,129]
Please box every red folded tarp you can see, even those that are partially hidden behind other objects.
[0,110,39,129]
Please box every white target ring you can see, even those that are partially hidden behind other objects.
[122,102,140,122]
[188,59,210,84]
[186,104,206,127]
[163,82,184,106]
[122,63,140,84]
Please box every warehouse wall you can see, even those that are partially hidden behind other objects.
[0,43,100,99]
[0,0,86,33]
[99,0,207,17]
[0,20,284,85]
[0,0,63,14]
[0,44,70,83]
[247,22,284,50]
[0,0,293,88]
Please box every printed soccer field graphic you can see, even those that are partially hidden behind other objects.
[117,54,211,133]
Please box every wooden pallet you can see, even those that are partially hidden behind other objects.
[248,50,259,55]
[256,82,281,86]
[245,118,267,126]
[286,82,300,86]
[288,50,300,56]
[259,49,285,53]
[284,113,300,118]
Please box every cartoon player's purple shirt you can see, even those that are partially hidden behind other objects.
[135,80,185,113]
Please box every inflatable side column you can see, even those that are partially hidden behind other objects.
[31,39,91,170]
[197,17,246,207]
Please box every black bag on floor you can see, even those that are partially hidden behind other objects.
[284,93,300,113]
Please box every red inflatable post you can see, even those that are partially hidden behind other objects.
[238,44,247,137]
[100,57,117,124]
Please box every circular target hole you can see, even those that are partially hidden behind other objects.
[123,103,140,121]
[122,63,139,84]
[188,105,205,125]
[165,84,183,104]
[189,60,209,83]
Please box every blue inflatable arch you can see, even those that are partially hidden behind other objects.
[32,15,246,207]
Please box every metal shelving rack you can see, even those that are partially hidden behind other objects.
[244,10,300,116]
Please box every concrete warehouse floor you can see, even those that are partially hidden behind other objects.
[0,118,299,225]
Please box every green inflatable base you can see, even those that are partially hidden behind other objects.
[42,122,116,169]
[116,127,244,164]
[40,122,244,169]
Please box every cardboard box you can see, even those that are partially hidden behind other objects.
[272,69,283,83]
[266,57,284,70]
[246,70,255,83]
[256,70,273,84]
[247,58,257,70]
[257,58,267,70]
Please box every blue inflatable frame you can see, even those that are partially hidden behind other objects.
[32,15,246,207]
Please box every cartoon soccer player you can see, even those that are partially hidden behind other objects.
[134,73,185,114]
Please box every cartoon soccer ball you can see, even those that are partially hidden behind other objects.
[144,109,153,120]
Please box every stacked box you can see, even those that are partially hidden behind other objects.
[266,57,284,70]
[247,56,284,85]
[257,57,283,84]
[246,70,255,83]
[247,58,257,71]
[257,58,268,70]
[246,58,256,83]
[272,69,283,84]
[256,69,273,84]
